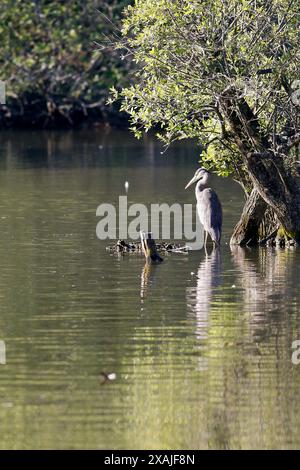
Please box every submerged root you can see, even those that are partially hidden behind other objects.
[258,209,299,247]
[259,226,298,247]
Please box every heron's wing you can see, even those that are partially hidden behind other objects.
[197,188,223,242]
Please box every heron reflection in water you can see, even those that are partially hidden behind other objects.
[186,249,222,371]
[187,249,222,336]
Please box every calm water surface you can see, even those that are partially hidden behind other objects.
[0,129,300,449]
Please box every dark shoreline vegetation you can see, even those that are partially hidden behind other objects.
[0,0,132,129]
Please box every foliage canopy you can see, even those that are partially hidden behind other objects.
[113,0,300,184]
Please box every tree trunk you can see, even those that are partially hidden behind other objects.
[220,91,300,244]
[230,189,267,245]
[246,152,300,241]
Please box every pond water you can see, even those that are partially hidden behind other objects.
[0,129,300,449]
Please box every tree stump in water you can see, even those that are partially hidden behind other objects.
[140,232,163,263]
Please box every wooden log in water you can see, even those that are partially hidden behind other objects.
[106,239,190,254]
[140,232,163,263]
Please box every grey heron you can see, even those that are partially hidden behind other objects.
[185,168,222,249]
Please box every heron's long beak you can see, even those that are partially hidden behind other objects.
[185,174,198,189]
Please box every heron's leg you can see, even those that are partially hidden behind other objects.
[204,231,208,255]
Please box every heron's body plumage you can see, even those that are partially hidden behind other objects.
[196,185,222,245]
[185,167,223,249]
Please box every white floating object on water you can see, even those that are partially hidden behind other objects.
[107,373,117,381]
[99,371,117,383]
[191,272,195,276]
[231,284,236,288]
[124,181,129,192]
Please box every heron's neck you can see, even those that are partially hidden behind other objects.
[195,179,207,196]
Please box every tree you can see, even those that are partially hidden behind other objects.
[111,0,300,245]
[0,0,131,128]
